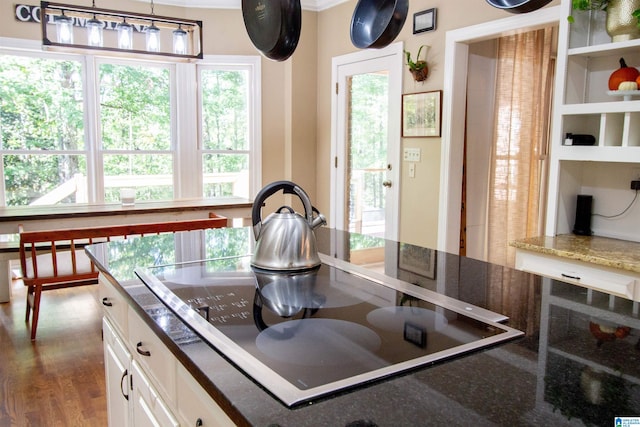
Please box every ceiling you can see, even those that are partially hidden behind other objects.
[149,0,349,12]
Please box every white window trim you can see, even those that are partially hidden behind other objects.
[191,55,262,200]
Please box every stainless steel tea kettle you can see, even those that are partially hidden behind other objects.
[251,181,326,271]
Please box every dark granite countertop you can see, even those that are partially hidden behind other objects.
[86,227,640,426]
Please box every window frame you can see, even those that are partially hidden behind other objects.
[0,37,262,206]
[91,57,176,202]
[192,56,262,200]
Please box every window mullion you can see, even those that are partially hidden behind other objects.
[85,55,102,203]
[176,62,200,199]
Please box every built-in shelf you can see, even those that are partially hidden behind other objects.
[547,3,640,238]
[568,38,640,58]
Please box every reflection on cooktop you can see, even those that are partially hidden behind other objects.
[145,304,199,345]
[256,319,382,368]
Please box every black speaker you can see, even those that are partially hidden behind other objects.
[573,195,593,236]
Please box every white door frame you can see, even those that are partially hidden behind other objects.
[330,41,403,241]
[437,7,560,253]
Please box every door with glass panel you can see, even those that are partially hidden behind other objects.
[332,44,402,241]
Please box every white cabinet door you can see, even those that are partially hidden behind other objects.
[128,306,176,406]
[103,318,131,427]
[176,363,236,427]
[131,361,179,427]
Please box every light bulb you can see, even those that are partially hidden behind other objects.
[173,26,187,55]
[146,23,160,52]
[117,20,133,50]
[55,13,74,44]
[86,15,103,47]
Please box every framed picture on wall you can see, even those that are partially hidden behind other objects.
[402,90,442,137]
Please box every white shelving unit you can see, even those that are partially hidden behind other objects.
[546,1,640,241]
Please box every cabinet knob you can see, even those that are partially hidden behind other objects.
[195,419,203,427]
[102,297,113,307]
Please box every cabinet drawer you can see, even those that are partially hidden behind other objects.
[176,363,236,427]
[128,308,176,406]
[515,250,638,300]
[99,274,128,336]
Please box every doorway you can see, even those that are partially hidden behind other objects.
[438,8,560,254]
[330,42,403,242]
[464,30,555,264]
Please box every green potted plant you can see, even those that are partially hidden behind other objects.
[404,45,429,82]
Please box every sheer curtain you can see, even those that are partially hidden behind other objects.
[486,27,555,335]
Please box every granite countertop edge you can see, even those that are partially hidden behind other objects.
[511,234,640,274]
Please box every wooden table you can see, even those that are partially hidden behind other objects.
[0,197,253,302]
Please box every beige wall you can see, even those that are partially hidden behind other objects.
[316,0,560,248]
[2,1,561,247]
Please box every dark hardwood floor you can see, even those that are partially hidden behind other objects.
[0,274,107,426]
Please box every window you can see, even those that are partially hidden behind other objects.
[0,53,86,206]
[0,39,261,207]
[198,61,260,200]
[98,61,173,202]
[200,66,250,199]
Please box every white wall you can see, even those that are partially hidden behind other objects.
[464,39,497,261]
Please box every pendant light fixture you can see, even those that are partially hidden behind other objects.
[145,0,160,52]
[86,15,103,47]
[85,1,103,47]
[117,18,133,50]
[173,25,187,55]
[41,1,203,60]
[55,11,73,44]
[146,22,161,52]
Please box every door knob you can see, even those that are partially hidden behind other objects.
[382,180,392,188]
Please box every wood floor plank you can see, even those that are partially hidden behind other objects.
[0,278,107,427]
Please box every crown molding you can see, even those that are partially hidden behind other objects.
[146,0,349,12]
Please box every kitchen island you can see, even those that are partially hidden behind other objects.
[86,227,640,426]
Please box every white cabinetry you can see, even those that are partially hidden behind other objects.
[515,249,640,300]
[131,361,180,427]
[546,1,640,241]
[103,317,131,427]
[176,364,235,427]
[128,306,176,408]
[99,274,237,427]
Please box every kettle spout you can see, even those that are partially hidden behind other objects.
[310,213,326,230]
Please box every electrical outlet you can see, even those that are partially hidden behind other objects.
[631,168,640,181]
[403,148,421,162]
[631,180,640,191]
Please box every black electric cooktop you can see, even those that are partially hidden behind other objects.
[135,254,523,407]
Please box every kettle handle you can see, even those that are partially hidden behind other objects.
[252,180,313,239]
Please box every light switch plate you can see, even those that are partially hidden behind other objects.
[403,148,421,162]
